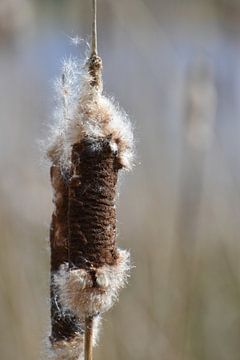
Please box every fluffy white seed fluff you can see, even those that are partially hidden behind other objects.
[46,316,101,360]
[48,335,84,360]
[47,56,134,169]
[53,249,130,320]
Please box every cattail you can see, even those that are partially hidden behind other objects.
[46,1,134,359]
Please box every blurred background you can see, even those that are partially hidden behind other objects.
[1,0,240,359]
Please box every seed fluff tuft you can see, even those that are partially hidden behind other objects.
[53,249,130,319]
[47,55,134,170]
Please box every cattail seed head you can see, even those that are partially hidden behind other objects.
[46,29,134,358]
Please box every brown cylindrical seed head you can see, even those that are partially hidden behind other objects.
[50,165,81,342]
[68,137,121,270]
[50,165,69,272]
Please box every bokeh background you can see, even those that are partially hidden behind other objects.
[1,0,240,359]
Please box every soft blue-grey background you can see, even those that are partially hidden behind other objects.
[1,1,240,359]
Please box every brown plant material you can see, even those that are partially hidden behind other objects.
[87,54,102,89]
[49,165,81,343]
[68,137,121,271]
[46,3,133,359]
[54,249,130,321]
[50,165,68,272]
[50,335,84,360]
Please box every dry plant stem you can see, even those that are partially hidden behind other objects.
[91,0,97,55]
[84,317,94,360]
[88,0,102,88]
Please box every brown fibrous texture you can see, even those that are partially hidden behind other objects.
[87,53,102,89]
[68,137,121,271]
[50,165,81,342]
[49,335,84,360]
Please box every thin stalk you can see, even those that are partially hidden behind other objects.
[85,316,94,360]
[91,0,97,55]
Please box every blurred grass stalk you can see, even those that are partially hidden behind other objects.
[167,59,217,359]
